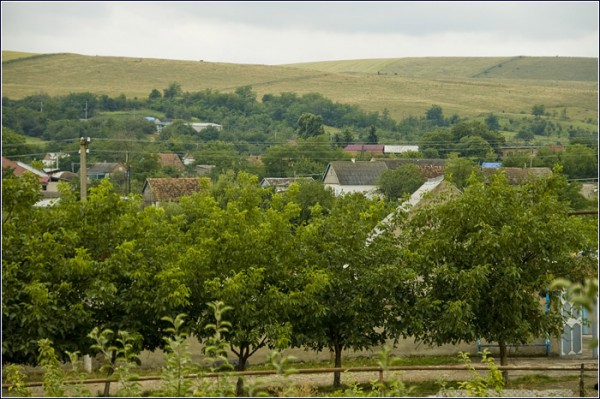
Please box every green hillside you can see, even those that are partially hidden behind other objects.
[286,56,599,81]
[1,50,40,62]
[2,52,597,122]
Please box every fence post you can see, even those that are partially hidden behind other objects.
[579,363,585,397]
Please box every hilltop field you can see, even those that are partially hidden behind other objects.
[2,51,598,123]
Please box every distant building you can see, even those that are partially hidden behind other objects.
[322,159,446,197]
[182,152,195,166]
[87,162,126,180]
[482,167,553,185]
[157,153,185,170]
[384,145,420,154]
[42,152,70,170]
[343,144,385,157]
[2,156,49,189]
[260,177,314,192]
[188,122,223,132]
[142,178,203,206]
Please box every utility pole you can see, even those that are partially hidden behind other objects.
[79,137,91,201]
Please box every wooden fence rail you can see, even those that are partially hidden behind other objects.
[3,364,598,388]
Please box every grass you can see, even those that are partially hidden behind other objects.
[2,52,598,123]
[2,50,40,62]
[285,56,598,82]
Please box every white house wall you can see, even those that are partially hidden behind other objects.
[324,184,379,198]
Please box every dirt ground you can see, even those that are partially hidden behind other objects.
[18,354,598,397]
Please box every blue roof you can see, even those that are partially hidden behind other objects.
[482,162,502,168]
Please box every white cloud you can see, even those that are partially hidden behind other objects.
[2,1,598,64]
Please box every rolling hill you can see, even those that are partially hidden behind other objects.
[2,51,597,122]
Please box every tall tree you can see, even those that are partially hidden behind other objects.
[291,194,412,388]
[296,112,325,139]
[367,125,378,144]
[377,164,426,201]
[397,172,597,379]
[425,105,445,126]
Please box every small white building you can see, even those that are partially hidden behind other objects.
[384,145,419,154]
[188,122,223,133]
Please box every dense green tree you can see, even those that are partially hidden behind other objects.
[2,175,95,363]
[377,164,426,201]
[397,172,597,377]
[291,194,412,388]
[531,104,545,117]
[163,82,182,99]
[367,125,378,144]
[419,129,453,158]
[425,105,445,126]
[148,88,162,100]
[515,128,535,143]
[1,127,32,157]
[485,114,500,132]
[444,156,483,190]
[457,135,494,161]
[296,112,325,139]
[561,144,598,180]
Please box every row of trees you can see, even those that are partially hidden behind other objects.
[3,168,596,388]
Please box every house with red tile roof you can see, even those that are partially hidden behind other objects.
[141,177,203,206]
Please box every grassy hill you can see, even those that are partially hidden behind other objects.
[2,50,40,62]
[2,52,597,122]
[285,56,598,81]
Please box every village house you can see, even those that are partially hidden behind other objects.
[260,177,314,192]
[157,153,185,170]
[87,162,126,180]
[141,177,203,206]
[2,156,49,190]
[482,166,553,185]
[343,144,385,157]
[322,159,446,197]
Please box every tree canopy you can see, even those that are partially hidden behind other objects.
[396,171,597,370]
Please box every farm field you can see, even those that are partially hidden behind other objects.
[2,52,598,122]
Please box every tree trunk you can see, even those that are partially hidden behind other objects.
[102,349,117,397]
[333,343,343,388]
[235,354,247,396]
[498,341,509,385]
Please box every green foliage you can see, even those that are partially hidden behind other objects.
[160,314,195,397]
[64,351,92,397]
[296,112,325,139]
[444,157,482,190]
[531,104,546,117]
[37,339,66,397]
[550,278,598,314]
[397,172,598,359]
[485,114,500,132]
[425,105,446,126]
[3,364,32,397]
[457,350,504,397]
[291,193,414,388]
[377,164,426,201]
[369,346,416,397]
[88,327,142,397]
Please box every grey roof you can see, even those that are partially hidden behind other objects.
[327,161,389,185]
[482,167,552,185]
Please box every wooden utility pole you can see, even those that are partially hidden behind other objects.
[79,137,91,201]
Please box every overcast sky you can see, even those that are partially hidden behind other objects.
[2,1,598,65]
